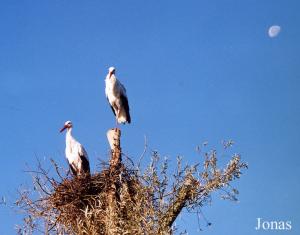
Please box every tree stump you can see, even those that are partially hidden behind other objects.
[107,128,122,168]
[106,128,122,234]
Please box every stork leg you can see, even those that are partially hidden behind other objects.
[114,108,121,131]
[115,116,121,132]
[112,102,119,130]
[69,163,78,176]
[115,118,118,131]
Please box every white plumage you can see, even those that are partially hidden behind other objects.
[60,121,90,176]
[105,67,131,124]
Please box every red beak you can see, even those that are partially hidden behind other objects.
[60,125,67,133]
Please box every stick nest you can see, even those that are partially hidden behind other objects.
[40,164,152,234]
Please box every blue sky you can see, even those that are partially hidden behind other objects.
[0,0,300,234]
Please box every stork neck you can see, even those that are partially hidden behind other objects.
[107,74,116,81]
[66,128,74,144]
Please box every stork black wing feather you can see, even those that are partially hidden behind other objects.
[80,155,90,174]
[120,94,131,123]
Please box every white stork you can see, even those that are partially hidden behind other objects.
[105,67,131,124]
[60,121,90,176]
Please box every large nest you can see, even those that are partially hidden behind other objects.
[41,164,155,234]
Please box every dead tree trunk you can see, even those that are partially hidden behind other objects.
[107,128,122,168]
[105,128,122,235]
[158,175,199,234]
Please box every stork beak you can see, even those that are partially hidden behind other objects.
[60,125,67,133]
[109,70,115,78]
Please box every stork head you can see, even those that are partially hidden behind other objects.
[60,120,73,133]
[108,66,116,77]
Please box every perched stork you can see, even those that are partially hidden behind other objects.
[105,67,131,124]
[60,121,90,176]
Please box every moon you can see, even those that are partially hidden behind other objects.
[268,25,281,38]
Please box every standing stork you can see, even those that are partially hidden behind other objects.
[60,121,90,176]
[105,67,131,124]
